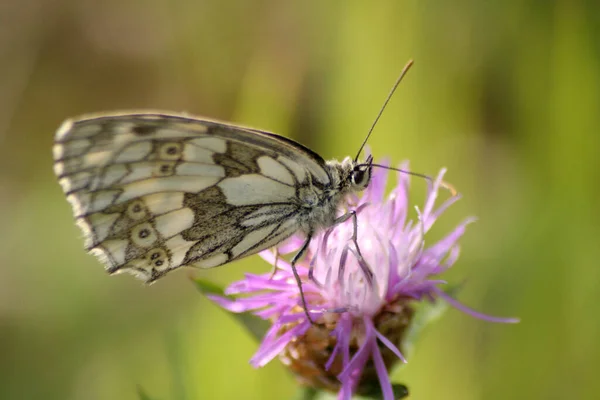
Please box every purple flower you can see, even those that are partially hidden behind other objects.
[209,160,518,400]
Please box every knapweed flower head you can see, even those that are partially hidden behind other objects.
[209,160,518,400]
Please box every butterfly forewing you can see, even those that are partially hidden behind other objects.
[53,112,333,282]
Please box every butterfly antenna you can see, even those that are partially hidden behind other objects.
[367,163,458,196]
[354,59,414,162]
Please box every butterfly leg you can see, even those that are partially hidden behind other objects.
[332,210,374,285]
[291,233,315,324]
[307,207,375,288]
[268,248,281,280]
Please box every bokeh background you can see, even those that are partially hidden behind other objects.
[1,1,599,399]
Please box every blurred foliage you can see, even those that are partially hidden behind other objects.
[0,0,599,399]
[192,277,270,342]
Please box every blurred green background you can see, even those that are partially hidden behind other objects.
[1,1,599,399]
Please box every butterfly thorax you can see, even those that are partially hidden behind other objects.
[296,157,371,234]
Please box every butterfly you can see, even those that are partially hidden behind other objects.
[53,62,416,320]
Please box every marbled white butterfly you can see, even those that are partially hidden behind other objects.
[53,62,417,319]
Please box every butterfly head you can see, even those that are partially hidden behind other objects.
[351,154,374,189]
[337,154,373,194]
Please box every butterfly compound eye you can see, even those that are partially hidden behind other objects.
[351,165,371,188]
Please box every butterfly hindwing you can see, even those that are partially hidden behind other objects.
[53,112,332,282]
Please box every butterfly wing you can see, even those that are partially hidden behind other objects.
[53,111,332,282]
